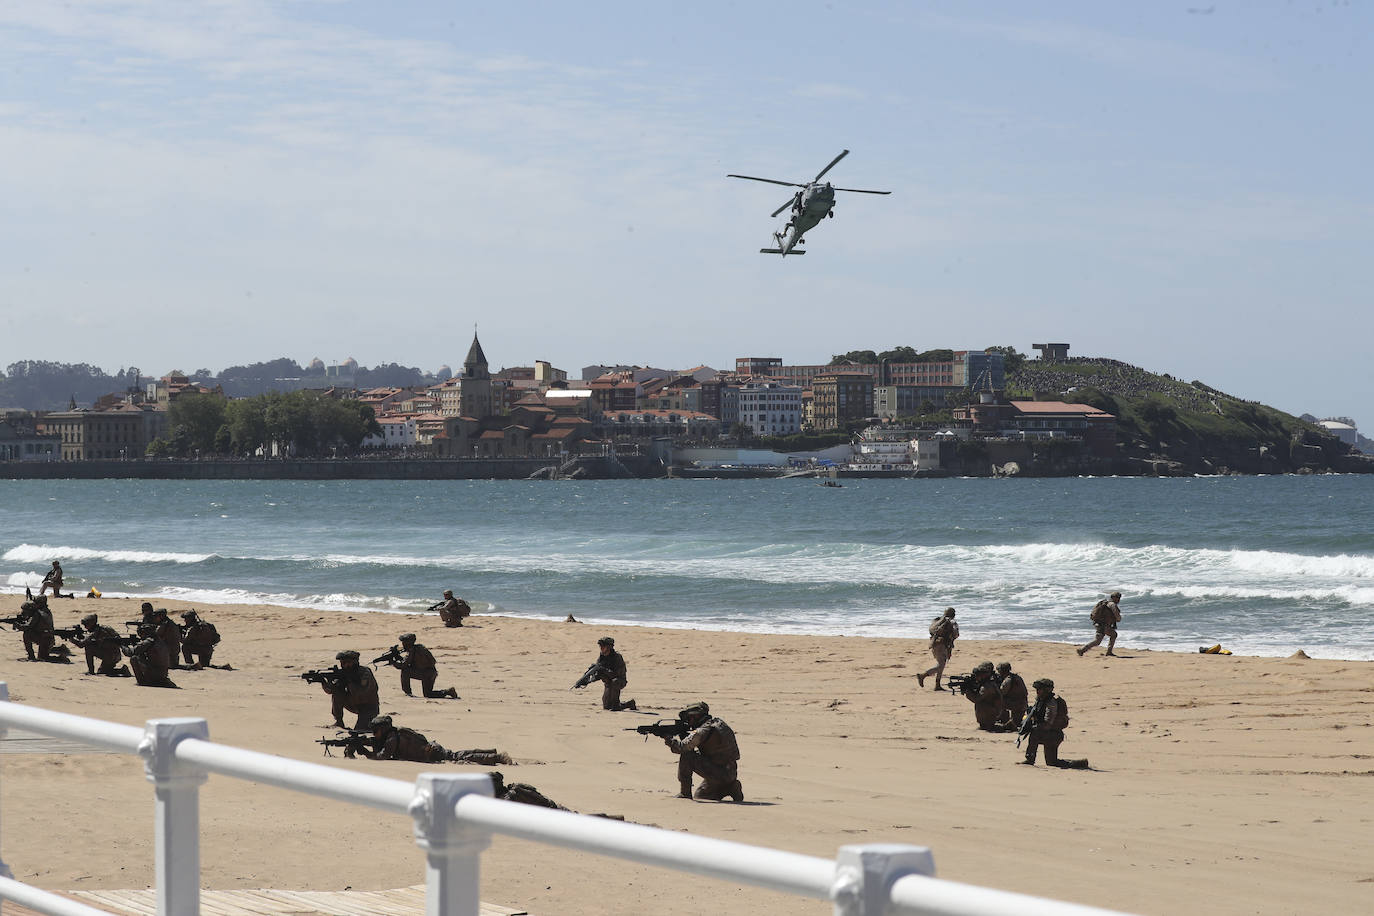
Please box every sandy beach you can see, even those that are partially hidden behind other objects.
[1,597,1371,915]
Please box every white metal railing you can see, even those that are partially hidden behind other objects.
[0,683,1135,916]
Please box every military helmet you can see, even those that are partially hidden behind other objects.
[443,589,453,597]
[996,662,1012,674]
[943,607,956,617]
[335,649,360,661]
[141,602,154,614]
[181,610,198,621]
[974,661,995,675]
[81,613,98,626]
[1110,591,1122,600]
[399,632,417,643]
[597,636,615,647]
[369,715,393,730]
[1032,678,1055,691]
[680,701,710,720]
[153,607,169,618]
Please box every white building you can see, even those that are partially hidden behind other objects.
[1318,418,1359,448]
[362,415,417,449]
[737,381,802,437]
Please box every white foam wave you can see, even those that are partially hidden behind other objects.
[3,543,213,565]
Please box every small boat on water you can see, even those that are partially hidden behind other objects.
[818,479,843,488]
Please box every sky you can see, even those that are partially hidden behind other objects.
[2,1,1369,425]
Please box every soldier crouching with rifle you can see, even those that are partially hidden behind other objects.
[657,701,743,802]
[1018,678,1089,769]
[571,637,636,711]
[71,614,131,676]
[326,715,512,765]
[376,633,458,699]
[310,650,379,730]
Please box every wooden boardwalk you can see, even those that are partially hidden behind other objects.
[3,886,528,915]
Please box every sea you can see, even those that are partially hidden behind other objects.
[2,475,1372,660]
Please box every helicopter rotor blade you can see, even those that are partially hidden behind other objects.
[812,149,850,183]
[770,198,795,218]
[831,187,892,195]
[727,174,805,188]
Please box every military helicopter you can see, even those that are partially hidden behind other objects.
[728,150,890,256]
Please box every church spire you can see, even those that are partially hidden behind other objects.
[463,331,488,379]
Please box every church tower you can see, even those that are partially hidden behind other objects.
[459,331,492,419]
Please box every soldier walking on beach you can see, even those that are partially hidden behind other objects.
[390,633,458,698]
[997,661,1028,728]
[345,715,511,765]
[1078,592,1122,657]
[435,590,471,627]
[72,614,130,676]
[918,607,959,690]
[179,610,222,669]
[664,701,743,802]
[1018,678,1088,769]
[324,650,380,730]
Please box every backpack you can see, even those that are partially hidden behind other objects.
[1055,698,1071,730]
[1090,600,1110,624]
[929,617,949,639]
[203,622,221,646]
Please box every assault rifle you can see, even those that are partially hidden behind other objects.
[626,718,691,742]
[945,674,973,697]
[372,645,403,668]
[0,615,24,629]
[426,600,446,612]
[571,663,611,690]
[299,666,345,689]
[53,626,84,642]
[317,734,372,758]
[1016,700,1042,748]
[123,619,150,628]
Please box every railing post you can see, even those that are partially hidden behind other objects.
[0,683,12,891]
[831,844,935,916]
[139,718,209,916]
[408,773,493,916]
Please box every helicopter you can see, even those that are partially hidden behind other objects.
[728,149,890,256]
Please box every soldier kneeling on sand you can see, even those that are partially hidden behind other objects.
[664,701,743,802]
[391,633,458,698]
[180,610,222,669]
[964,661,1010,731]
[1018,678,1089,769]
[15,595,56,661]
[72,614,130,676]
[347,715,511,765]
[123,626,178,688]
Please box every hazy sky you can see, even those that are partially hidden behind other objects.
[2,2,1369,424]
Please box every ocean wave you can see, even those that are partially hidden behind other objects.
[3,543,214,565]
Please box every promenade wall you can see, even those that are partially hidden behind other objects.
[0,457,662,481]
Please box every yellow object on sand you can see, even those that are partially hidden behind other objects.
[1199,644,1232,655]
[86,588,101,598]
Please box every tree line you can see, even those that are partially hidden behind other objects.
[148,391,381,458]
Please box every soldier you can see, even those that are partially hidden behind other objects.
[38,560,64,597]
[997,661,1029,729]
[123,627,178,688]
[323,650,380,730]
[964,661,1008,731]
[487,771,567,809]
[436,590,471,627]
[593,637,636,711]
[15,596,56,661]
[346,715,511,764]
[1078,591,1122,657]
[151,608,182,669]
[179,610,222,669]
[1019,678,1089,769]
[917,607,959,691]
[391,633,458,698]
[664,701,743,802]
[72,613,129,676]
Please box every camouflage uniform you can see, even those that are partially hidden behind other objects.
[595,638,635,711]
[125,634,177,688]
[151,611,182,669]
[437,592,470,627]
[965,662,1006,731]
[918,608,959,690]
[17,599,56,661]
[667,702,743,802]
[997,664,1028,727]
[73,615,126,676]
[1078,592,1122,657]
[352,716,510,765]
[324,651,380,729]
[180,612,221,668]
[1021,678,1088,768]
[396,634,457,698]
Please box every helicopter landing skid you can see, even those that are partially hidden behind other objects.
[760,248,805,255]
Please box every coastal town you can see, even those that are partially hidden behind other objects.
[0,337,1366,478]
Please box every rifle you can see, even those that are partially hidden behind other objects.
[299,666,345,688]
[571,662,611,690]
[0,615,24,629]
[372,645,403,668]
[945,674,973,697]
[317,734,372,757]
[426,600,445,612]
[53,626,84,642]
[1016,699,1043,749]
[626,718,691,742]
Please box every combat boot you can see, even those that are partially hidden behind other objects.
[677,780,693,799]
[725,780,744,803]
